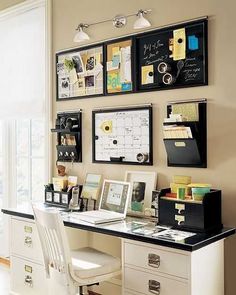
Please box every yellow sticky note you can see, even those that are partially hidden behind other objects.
[112,46,120,56]
[141,65,154,85]
[173,28,186,61]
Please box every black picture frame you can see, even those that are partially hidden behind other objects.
[56,43,105,101]
[92,105,153,165]
[104,36,136,95]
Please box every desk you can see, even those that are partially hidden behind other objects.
[2,204,235,295]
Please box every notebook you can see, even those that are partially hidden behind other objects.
[71,180,131,224]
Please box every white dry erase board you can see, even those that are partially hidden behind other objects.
[92,105,153,165]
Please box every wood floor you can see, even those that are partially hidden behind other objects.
[0,264,10,294]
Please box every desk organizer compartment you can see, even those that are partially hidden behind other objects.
[158,188,222,232]
[45,189,72,208]
[163,99,207,168]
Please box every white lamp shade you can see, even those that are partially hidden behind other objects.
[133,14,151,29]
[73,28,90,43]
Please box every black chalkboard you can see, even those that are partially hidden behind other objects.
[136,19,208,91]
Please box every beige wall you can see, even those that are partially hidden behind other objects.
[1,0,236,294]
[53,1,236,294]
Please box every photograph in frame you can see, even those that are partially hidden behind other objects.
[125,170,157,216]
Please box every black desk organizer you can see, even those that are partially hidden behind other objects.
[163,99,207,168]
[158,188,222,233]
[45,185,83,209]
[51,110,82,162]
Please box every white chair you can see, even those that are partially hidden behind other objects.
[32,205,121,295]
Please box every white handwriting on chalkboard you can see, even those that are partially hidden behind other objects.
[143,40,164,56]
[182,57,201,81]
[143,54,169,66]
[183,68,201,81]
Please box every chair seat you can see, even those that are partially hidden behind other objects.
[71,247,121,279]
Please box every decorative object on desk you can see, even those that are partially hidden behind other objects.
[57,164,67,176]
[105,37,134,94]
[51,111,82,163]
[188,183,211,201]
[163,99,207,168]
[92,104,153,165]
[125,170,157,216]
[56,44,104,100]
[81,174,102,200]
[73,9,152,43]
[136,17,208,92]
[81,173,102,210]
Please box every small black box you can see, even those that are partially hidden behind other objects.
[158,188,222,232]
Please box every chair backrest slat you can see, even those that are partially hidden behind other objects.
[32,206,72,276]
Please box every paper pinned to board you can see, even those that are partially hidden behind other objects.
[112,54,121,68]
[141,65,154,85]
[172,103,199,121]
[173,28,186,60]
[107,61,119,71]
[188,35,199,50]
[112,46,120,56]
[120,46,131,83]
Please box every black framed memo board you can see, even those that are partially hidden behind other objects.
[105,37,135,95]
[136,19,208,91]
[92,105,153,165]
[56,44,104,100]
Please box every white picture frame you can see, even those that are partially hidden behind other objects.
[125,171,157,216]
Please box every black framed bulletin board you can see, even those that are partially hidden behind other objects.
[56,44,105,100]
[136,18,208,91]
[105,37,135,95]
[56,18,208,100]
[92,105,153,165]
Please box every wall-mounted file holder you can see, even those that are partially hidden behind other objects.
[51,110,82,163]
[163,99,207,168]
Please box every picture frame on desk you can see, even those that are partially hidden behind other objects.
[125,171,157,217]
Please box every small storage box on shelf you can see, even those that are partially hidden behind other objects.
[163,99,207,168]
[158,188,222,232]
[51,110,82,163]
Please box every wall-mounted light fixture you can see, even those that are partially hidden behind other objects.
[73,8,152,43]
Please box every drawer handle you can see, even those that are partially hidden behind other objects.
[25,275,33,287]
[148,280,160,294]
[24,236,33,247]
[148,253,160,268]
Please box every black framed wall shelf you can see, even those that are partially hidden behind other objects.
[92,104,153,165]
[135,18,208,91]
[56,43,105,100]
[163,99,207,168]
[51,110,82,162]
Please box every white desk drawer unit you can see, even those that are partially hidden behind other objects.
[124,241,189,279]
[123,239,224,295]
[11,217,43,263]
[10,216,48,295]
[124,267,188,295]
[11,256,48,295]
